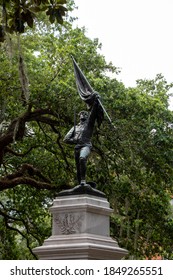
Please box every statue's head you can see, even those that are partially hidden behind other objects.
[79,111,88,121]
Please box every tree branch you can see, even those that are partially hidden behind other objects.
[0,107,61,165]
[3,216,37,259]
[4,146,39,157]
[0,176,54,191]
[5,164,51,182]
[0,163,70,192]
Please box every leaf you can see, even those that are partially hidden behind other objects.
[37,6,49,12]
[56,0,67,4]
[28,6,41,13]
[54,6,67,24]
[25,12,34,28]
[56,14,63,25]
[49,13,55,24]
[57,5,68,12]
[58,7,67,16]
[8,18,15,28]
[46,7,52,16]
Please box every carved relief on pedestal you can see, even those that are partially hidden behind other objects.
[54,213,84,235]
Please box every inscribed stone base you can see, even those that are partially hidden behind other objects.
[33,194,128,260]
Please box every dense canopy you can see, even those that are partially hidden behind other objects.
[0,0,173,259]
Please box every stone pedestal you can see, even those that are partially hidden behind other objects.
[33,194,128,259]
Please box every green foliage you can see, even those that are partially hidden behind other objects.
[99,75,173,259]
[0,6,173,259]
[0,0,67,42]
[0,186,52,259]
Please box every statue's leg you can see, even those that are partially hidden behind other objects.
[79,146,91,185]
[74,148,81,184]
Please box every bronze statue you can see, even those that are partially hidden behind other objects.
[58,57,111,197]
[63,94,101,186]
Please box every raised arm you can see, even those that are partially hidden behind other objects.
[88,93,101,127]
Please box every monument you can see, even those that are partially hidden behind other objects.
[33,57,128,259]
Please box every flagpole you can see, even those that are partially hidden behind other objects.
[97,98,116,129]
[98,99,112,123]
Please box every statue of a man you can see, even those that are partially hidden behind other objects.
[58,57,108,197]
[63,93,100,186]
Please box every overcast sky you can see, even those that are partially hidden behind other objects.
[73,0,173,89]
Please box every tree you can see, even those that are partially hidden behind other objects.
[1,1,173,259]
[0,0,68,42]
[105,75,173,259]
[0,8,119,258]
